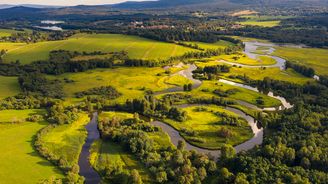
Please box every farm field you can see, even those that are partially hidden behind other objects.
[273,46,328,76]
[50,67,184,103]
[0,76,20,99]
[164,105,253,149]
[1,33,199,64]
[38,113,89,168]
[184,40,234,50]
[238,20,280,27]
[0,109,63,183]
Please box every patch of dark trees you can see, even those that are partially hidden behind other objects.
[286,61,315,77]
[75,86,121,99]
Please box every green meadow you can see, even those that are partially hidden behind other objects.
[50,67,183,103]
[216,54,277,66]
[2,33,197,64]
[0,76,20,99]
[0,109,63,183]
[273,46,328,76]
[164,105,253,149]
[38,113,89,168]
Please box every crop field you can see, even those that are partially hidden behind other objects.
[164,105,253,149]
[273,47,328,76]
[51,67,184,103]
[0,76,20,99]
[2,33,198,64]
[0,109,63,183]
[38,113,89,168]
[239,20,280,27]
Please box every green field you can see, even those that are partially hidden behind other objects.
[0,76,20,99]
[39,113,89,168]
[273,46,328,76]
[215,65,313,85]
[239,20,281,27]
[90,140,152,183]
[2,33,198,64]
[184,40,234,50]
[50,67,184,103]
[0,29,17,37]
[0,109,63,183]
[164,105,253,149]
[215,54,277,66]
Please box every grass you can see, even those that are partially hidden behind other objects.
[0,76,20,99]
[2,33,198,64]
[99,111,173,150]
[0,29,15,37]
[184,40,234,50]
[49,67,181,104]
[164,105,253,149]
[0,109,63,183]
[90,140,152,183]
[273,46,328,76]
[194,80,281,108]
[165,74,193,87]
[39,113,89,167]
[215,53,277,66]
[219,66,313,85]
[239,20,280,27]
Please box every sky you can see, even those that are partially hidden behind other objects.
[0,0,149,6]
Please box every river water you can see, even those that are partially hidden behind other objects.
[78,113,101,184]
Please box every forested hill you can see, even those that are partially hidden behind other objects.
[113,0,328,9]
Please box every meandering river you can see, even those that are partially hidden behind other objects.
[78,112,101,184]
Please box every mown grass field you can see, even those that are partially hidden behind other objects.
[2,33,197,64]
[39,113,89,168]
[0,29,16,37]
[164,105,253,149]
[0,76,20,99]
[0,109,63,183]
[237,15,292,27]
[184,40,234,50]
[273,47,328,76]
[239,20,281,27]
[50,67,183,103]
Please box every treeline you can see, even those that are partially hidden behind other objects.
[18,73,64,98]
[75,86,121,99]
[116,96,188,122]
[0,30,76,43]
[286,61,315,77]
[98,115,217,184]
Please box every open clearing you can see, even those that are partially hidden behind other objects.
[273,46,328,76]
[2,33,198,64]
[164,105,253,149]
[215,54,277,66]
[50,67,182,103]
[39,113,89,168]
[0,76,20,99]
[0,109,63,183]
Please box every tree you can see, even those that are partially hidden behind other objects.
[156,171,167,183]
[221,144,236,160]
[130,169,143,184]
[234,173,249,184]
[177,140,186,150]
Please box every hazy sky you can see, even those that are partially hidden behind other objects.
[0,0,149,6]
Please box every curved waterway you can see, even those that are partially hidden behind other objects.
[78,112,101,184]
[218,41,320,80]
[152,62,294,159]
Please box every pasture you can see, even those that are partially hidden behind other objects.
[164,105,253,149]
[39,113,89,168]
[0,76,20,99]
[2,33,198,64]
[0,109,63,183]
[273,46,328,76]
[216,54,277,66]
